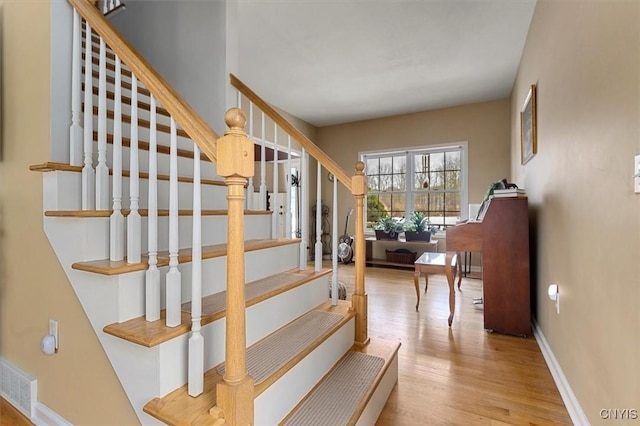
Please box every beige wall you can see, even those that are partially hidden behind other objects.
[316,99,512,236]
[0,2,138,424]
[511,0,640,423]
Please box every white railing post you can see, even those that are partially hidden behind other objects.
[127,74,141,263]
[96,37,109,209]
[331,179,338,305]
[188,144,204,396]
[299,149,308,270]
[166,117,182,327]
[70,10,83,166]
[272,123,279,238]
[286,135,292,238]
[145,95,160,322]
[315,164,322,271]
[81,21,95,210]
[260,112,267,210]
[109,55,124,261]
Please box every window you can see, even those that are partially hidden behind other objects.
[363,144,467,230]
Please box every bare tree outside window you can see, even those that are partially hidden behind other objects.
[365,147,463,229]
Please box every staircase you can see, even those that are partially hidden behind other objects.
[30,0,399,424]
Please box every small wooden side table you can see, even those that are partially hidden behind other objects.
[413,252,461,326]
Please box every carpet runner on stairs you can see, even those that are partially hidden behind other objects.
[282,351,385,426]
[216,310,343,384]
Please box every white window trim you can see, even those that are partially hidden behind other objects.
[359,141,469,232]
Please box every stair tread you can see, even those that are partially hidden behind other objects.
[282,337,401,426]
[30,162,225,186]
[72,238,298,276]
[104,267,332,347]
[143,300,354,426]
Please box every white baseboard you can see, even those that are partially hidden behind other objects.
[532,318,590,425]
[32,402,73,426]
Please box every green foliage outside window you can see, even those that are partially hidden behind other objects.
[367,194,388,228]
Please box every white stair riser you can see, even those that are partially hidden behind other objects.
[254,318,355,425]
[59,232,299,325]
[142,214,272,253]
[43,171,83,211]
[120,175,228,211]
[46,170,229,211]
[356,353,398,426]
[101,138,217,178]
[47,213,271,257]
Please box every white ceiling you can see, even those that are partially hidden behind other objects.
[237,0,537,127]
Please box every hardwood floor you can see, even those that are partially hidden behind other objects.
[334,262,572,426]
[0,398,33,426]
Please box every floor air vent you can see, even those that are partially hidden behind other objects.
[0,357,37,418]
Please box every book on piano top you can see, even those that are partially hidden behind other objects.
[493,188,526,198]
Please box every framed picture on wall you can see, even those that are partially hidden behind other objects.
[520,84,537,165]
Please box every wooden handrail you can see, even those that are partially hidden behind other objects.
[230,73,352,189]
[69,0,219,163]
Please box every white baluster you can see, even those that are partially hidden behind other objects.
[331,179,338,305]
[115,0,121,8]
[102,1,108,14]
[315,164,322,271]
[146,95,160,322]
[69,10,83,166]
[108,0,115,12]
[272,123,279,238]
[96,37,109,210]
[166,118,181,328]
[246,102,254,210]
[127,74,141,263]
[109,55,124,261]
[260,112,267,210]
[286,135,292,238]
[188,145,204,396]
[299,150,308,270]
[81,21,95,210]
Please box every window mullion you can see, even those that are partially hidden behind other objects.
[405,151,413,219]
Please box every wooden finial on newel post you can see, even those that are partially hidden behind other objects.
[214,108,255,425]
[351,161,370,346]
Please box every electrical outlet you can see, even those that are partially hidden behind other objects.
[634,154,640,194]
[555,292,560,314]
[49,319,59,350]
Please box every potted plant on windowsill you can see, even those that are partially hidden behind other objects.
[374,216,403,240]
[403,211,437,242]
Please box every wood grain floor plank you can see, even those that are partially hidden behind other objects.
[331,261,571,425]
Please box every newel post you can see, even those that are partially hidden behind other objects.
[214,109,255,425]
[351,161,370,346]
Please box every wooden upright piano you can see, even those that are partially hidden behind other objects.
[446,197,531,336]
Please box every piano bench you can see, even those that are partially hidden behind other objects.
[413,252,462,326]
